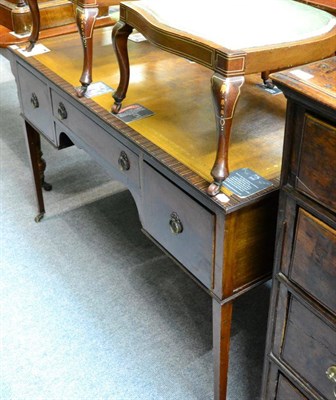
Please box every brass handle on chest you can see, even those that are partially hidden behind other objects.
[30,93,39,109]
[326,366,336,398]
[58,102,68,120]
[169,212,183,235]
[118,151,130,171]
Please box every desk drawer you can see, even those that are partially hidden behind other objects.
[51,91,140,188]
[142,163,215,289]
[281,296,336,400]
[296,114,336,213]
[17,64,55,143]
[276,375,307,400]
[289,208,336,314]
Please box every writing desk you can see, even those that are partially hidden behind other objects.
[8,27,285,399]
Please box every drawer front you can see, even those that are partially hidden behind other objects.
[51,91,140,188]
[142,163,215,289]
[289,208,336,313]
[17,64,55,143]
[297,114,336,212]
[281,296,336,400]
[276,374,307,400]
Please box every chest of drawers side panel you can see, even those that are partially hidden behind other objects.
[262,57,336,400]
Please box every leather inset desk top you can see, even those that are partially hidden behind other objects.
[28,28,286,188]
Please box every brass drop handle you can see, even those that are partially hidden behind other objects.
[118,151,130,171]
[326,366,336,398]
[169,212,183,235]
[58,102,68,120]
[30,92,39,109]
[327,366,336,383]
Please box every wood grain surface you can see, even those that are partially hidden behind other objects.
[31,28,286,188]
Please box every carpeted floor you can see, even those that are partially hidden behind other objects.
[0,50,271,400]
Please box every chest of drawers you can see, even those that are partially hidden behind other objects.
[262,58,336,400]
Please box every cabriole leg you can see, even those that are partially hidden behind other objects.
[111,21,133,114]
[207,74,244,197]
[25,121,51,222]
[261,70,274,89]
[75,6,99,97]
[25,0,40,51]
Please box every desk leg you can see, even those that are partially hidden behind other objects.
[75,6,99,97]
[213,299,233,400]
[25,0,40,51]
[111,21,133,114]
[208,74,244,197]
[25,121,50,222]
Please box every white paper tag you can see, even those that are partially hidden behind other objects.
[17,44,50,57]
[10,31,30,38]
[114,103,154,123]
[215,193,230,203]
[129,32,147,42]
[290,69,314,81]
[78,81,114,98]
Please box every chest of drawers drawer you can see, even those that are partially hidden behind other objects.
[296,114,336,213]
[277,291,336,400]
[142,163,215,289]
[51,91,140,189]
[288,208,336,314]
[17,64,55,144]
[276,375,307,400]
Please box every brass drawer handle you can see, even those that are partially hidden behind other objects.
[327,366,336,383]
[30,92,39,109]
[58,102,68,120]
[118,151,130,171]
[326,366,336,398]
[169,212,183,235]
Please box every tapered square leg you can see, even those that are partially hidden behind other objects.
[213,298,233,400]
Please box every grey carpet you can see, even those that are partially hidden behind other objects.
[0,51,271,400]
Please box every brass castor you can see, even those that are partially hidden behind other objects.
[75,85,88,98]
[34,212,45,223]
[207,181,222,197]
[42,181,52,191]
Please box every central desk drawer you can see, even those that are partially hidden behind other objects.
[51,90,140,188]
[142,163,215,289]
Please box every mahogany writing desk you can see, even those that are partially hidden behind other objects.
[8,28,286,399]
